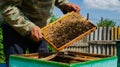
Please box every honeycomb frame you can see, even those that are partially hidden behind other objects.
[41,11,97,51]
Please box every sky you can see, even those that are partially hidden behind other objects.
[53,0,120,26]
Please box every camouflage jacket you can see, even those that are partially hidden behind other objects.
[0,0,69,36]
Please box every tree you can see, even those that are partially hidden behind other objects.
[97,18,116,27]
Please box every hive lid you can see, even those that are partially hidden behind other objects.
[41,11,97,51]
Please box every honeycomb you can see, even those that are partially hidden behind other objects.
[41,12,97,51]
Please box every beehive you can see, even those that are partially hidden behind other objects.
[41,12,97,51]
[10,51,117,67]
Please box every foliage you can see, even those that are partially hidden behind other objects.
[50,15,58,23]
[97,19,116,27]
[47,44,56,52]
[0,21,5,63]
[0,43,5,63]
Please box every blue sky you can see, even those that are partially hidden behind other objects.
[53,0,120,26]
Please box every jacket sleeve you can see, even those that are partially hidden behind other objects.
[2,5,36,36]
[55,0,69,14]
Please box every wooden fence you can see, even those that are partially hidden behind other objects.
[88,40,116,55]
[63,27,120,56]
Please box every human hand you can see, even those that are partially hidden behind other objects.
[65,3,80,13]
[30,26,42,42]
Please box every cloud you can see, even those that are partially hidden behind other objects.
[83,0,120,12]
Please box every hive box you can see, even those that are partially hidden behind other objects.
[41,11,97,51]
[9,51,117,67]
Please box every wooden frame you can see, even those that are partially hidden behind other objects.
[41,11,97,51]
